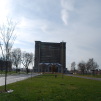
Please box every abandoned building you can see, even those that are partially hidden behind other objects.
[34,41,66,73]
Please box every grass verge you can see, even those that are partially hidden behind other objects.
[0,74,101,101]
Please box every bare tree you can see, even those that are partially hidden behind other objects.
[51,65,57,73]
[86,60,92,74]
[11,48,21,73]
[21,52,33,74]
[71,62,76,74]
[0,19,16,60]
[0,19,17,91]
[86,58,99,75]
[78,61,86,74]
[39,63,46,73]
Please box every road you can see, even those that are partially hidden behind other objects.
[66,74,101,81]
[0,73,40,86]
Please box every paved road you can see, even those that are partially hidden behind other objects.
[66,74,101,81]
[0,73,40,86]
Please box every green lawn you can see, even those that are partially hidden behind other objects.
[0,74,101,101]
[0,71,16,75]
[0,71,26,75]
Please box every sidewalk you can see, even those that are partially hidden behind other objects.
[66,74,101,81]
[0,73,40,86]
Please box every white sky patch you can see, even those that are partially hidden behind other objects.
[17,17,48,30]
[61,0,75,25]
[0,0,11,23]
[16,17,48,43]
[17,18,27,28]
[61,9,69,25]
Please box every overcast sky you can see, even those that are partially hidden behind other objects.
[0,0,101,70]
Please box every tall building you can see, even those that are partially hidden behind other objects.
[34,41,66,73]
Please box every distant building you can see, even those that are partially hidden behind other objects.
[34,41,66,73]
[0,59,12,71]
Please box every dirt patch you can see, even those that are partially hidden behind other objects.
[68,86,77,90]
[60,83,65,86]
[0,89,14,93]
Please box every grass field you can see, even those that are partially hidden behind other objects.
[0,71,26,76]
[0,74,101,101]
[0,71,17,75]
